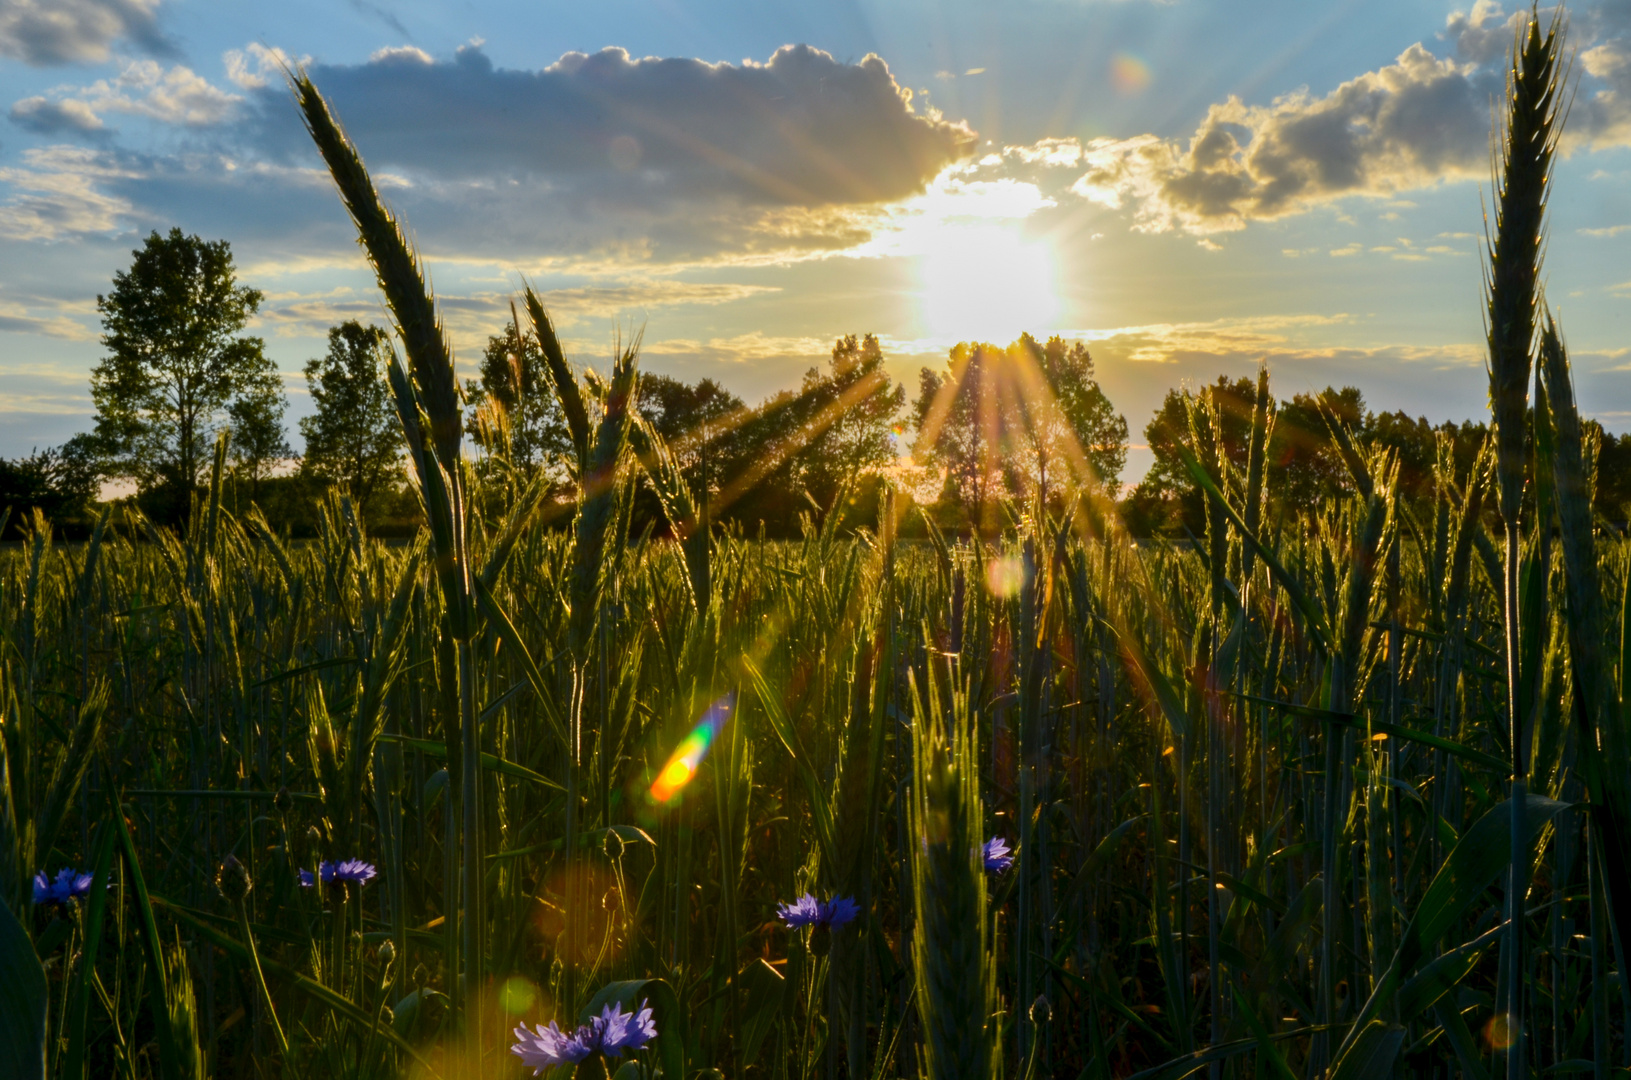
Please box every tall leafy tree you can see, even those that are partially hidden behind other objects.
[913,335,1126,514]
[228,364,290,502]
[1014,334,1128,500]
[638,372,745,498]
[90,228,273,514]
[299,321,403,512]
[797,334,905,509]
[467,320,572,482]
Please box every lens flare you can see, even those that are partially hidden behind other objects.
[649,693,735,803]
[1110,53,1151,95]
[985,554,1025,598]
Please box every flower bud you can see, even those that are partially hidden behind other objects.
[1029,994,1052,1027]
[273,787,294,815]
[603,830,625,862]
[216,855,252,904]
[378,939,396,967]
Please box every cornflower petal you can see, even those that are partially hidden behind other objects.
[823,895,859,930]
[511,1020,591,1071]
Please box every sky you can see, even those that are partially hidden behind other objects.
[2,0,1630,484]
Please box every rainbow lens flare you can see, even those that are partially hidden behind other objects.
[650,693,735,803]
[1110,53,1151,95]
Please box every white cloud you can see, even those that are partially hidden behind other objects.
[0,0,168,66]
[10,96,106,136]
[224,43,298,91]
[8,61,241,136]
[0,146,134,239]
[1070,44,1494,235]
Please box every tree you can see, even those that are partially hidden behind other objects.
[90,228,272,519]
[912,335,1126,520]
[1013,334,1128,500]
[228,364,290,502]
[797,334,905,509]
[638,372,745,498]
[0,438,101,537]
[299,321,403,513]
[1120,375,1255,536]
[467,320,572,482]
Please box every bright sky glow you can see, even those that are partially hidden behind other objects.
[918,224,1058,344]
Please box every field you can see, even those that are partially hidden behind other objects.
[6,13,1631,1080]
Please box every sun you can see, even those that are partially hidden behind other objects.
[917,223,1059,344]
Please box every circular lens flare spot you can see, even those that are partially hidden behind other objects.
[985,554,1025,598]
[499,976,538,1015]
[1111,53,1151,94]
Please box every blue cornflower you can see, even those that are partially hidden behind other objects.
[777,892,859,930]
[32,868,94,907]
[298,859,378,889]
[511,999,657,1072]
[982,837,1014,874]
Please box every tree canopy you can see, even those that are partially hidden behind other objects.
[90,228,275,520]
[912,334,1128,519]
[299,321,404,512]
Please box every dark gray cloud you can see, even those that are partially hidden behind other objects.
[0,43,974,269]
[246,43,974,209]
[0,0,173,66]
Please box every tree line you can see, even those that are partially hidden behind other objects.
[5,226,1631,539]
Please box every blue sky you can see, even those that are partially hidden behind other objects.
[2,0,1629,483]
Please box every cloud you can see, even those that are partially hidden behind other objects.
[12,61,241,133]
[1071,43,1495,235]
[10,95,107,138]
[0,146,134,239]
[0,0,171,66]
[0,42,973,269]
[243,43,974,208]
[224,44,299,91]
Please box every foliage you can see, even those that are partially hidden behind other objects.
[299,321,405,515]
[912,334,1128,521]
[89,228,273,521]
[466,317,573,485]
[0,438,101,537]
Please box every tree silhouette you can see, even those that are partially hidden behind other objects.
[90,228,274,521]
[299,321,404,514]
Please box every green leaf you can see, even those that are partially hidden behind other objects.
[735,959,787,1067]
[62,824,119,1080]
[1332,794,1568,1070]
[153,897,441,1076]
[0,891,47,1080]
[742,655,838,868]
[579,978,686,1080]
[1237,692,1511,774]
[1175,439,1336,654]
[1230,986,1298,1080]
[1327,1020,1404,1080]
[376,732,564,792]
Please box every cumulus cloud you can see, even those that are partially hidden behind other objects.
[0,0,171,66]
[13,61,242,135]
[245,43,973,207]
[224,44,299,91]
[1071,44,1495,235]
[1053,2,1631,237]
